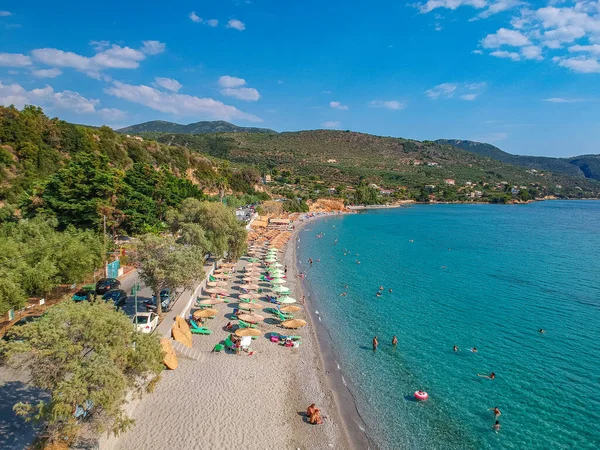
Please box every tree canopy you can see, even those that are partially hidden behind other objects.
[0,301,163,445]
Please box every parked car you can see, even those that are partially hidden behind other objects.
[143,288,173,312]
[72,285,96,302]
[95,278,120,295]
[102,289,128,309]
[2,314,44,341]
[132,312,159,333]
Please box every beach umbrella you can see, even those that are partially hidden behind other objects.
[272,286,291,294]
[242,276,260,282]
[239,283,260,290]
[265,258,277,263]
[238,302,262,310]
[281,319,307,329]
[246,262,260,267]
[205,288,228,295]
[268,269,285,277]
[270,277,286,284]
[239,293,261,300]
[278,296,296,304]
[213,273,231,279]
[193,308,218,319]
[214,268,231,274]
[198,298,225,306]
[238,313,264,323]
[280,305,301,313]
[235,328,262,337]
[271,262,284,268]
[221,263,236,267]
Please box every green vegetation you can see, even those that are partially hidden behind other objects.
[0,301,163,446]
[117,119,277,135]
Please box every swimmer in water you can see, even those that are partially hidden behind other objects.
[409,239,414,243]
[488,406,501,417]
[539,329,546,333]
[493,420,501,433]
[356,260,361,264]
[376,292,381,297]
[379,286,384,291]
[392,335,398,345]
[389,288,393,293]
[373,336,379,351]
[477,372,496,380]
[471,347,478,353]
[453,345,459,352]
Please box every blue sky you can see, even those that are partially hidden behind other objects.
[1,0,599,157]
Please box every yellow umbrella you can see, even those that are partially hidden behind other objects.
[239,293,261,300]
[213,273,231,279]
[239,302,262,310]
[198,298,225,306]
[281,319,307,329]
[207,281,228,288]
[235,328,262,337]
[280,305,301,313]
[193,308,218,319]
[205,287,227,295]
[238,313,264,323]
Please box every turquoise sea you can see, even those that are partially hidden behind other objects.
[297,201,600,450]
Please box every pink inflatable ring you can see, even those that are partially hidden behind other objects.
[414,390,428,401]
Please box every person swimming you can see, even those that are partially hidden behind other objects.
[376,292,381,297]
[453,345,459,352]
[493,420,501,433]
[471,347,478,353]
[392,335,398,345]
[373,336,379,351]
[477,372,496,379]
[388,288,393,293]
[379,286,384,291]
[539,329,546,333]
[488,406,501,417]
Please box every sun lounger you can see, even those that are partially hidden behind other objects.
[190,320,212,335]
[213,343,224,353]
[237,319,258,329]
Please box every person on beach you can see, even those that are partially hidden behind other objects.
[453,345,459,352]
[373,336,379,351]
[489,406,501,417]
[225,322,233,330]
[308,258,313,266]
[284,265,288,275]
[493,420,501,433]
[309,409,323,425]
[301,295,306,304]
[306,404,317,417]
[478,372,496,379]
[392,335,398,345]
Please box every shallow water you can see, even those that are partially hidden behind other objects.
[298,201,600,450]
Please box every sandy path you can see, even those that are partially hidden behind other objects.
[107,215,351,450]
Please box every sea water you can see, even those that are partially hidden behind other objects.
[297,201,600,450]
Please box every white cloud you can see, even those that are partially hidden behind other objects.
[419,0,487,14]
[330,101,349,110]
[189,12,202,23]
[568,44,600,55]
[368,100,406,110]
[206,19,219,27]
[0,11,11,17]
[154,77,182,92]
[553,55,600,73]
[472,49,484,54]
[482,28,531,48]
[477,0,522,19]
[0,81,125,121]
[218,75,246,88]
[89,40,110,52]
[221,87,260,101]
[140,40,166,55]
[321,121,341,128]
[31,68,62,78]
[227,19,246,31]
[491,50,521,60]
[0,53,32,67]
[322,90,332,94]
[521,45,543,60]
[425,83,458,99]
[105,80,262,122]
[460,93,479,100]
[543,97,585,103]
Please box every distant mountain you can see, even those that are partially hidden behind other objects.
[436,139,600,181]
[117,120,277,135]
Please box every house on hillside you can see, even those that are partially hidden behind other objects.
[427,162,439,166]
[380,189,394,196]
[444,179,456,185]
[327,159,338,163]
[263,175,272,184]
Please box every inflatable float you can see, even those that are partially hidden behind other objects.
[414,390,428,401]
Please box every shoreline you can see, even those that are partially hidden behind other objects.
[287,213,376,450]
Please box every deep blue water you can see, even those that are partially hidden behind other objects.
[297,201,600,450]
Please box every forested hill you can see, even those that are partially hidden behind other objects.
[118,120,277,135]
[436,139,600,181]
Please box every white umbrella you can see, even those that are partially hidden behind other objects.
[278,296,297,304]
[270,278,286,285]
[272,285,291,294]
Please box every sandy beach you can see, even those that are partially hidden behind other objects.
[103,214,353,450]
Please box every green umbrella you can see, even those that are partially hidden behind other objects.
[270,278,286,285]
[268,269,285,276]
[272,285,291,294]
[278,296,297,304]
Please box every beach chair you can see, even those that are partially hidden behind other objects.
[275,310,293,320]
[190,320,212,335]
[224,336,234,349]
[213,343,224,353]
[237,319,258,329]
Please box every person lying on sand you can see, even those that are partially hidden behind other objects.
[309,409,324,425]
[477,372,496,379]
[225,322,233,330]
[306,404,317,417]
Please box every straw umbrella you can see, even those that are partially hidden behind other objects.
[238,313,264,324]
[207,281,228,287]
[239,283,260,290]
[280,305,301,313]
[239,293,261,300]
[213,273,231,279]
[278,296,296,304]
[242,276,260,282]
[281,319,307,329]
[235,328,262,337]
[193,308,218,319]
[198,298,225,306]
[238,302,262,310]
[205,287,228,295]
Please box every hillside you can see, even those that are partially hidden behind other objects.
[117,120,277,135]
[436,139,600,181]
[141,130,600,198]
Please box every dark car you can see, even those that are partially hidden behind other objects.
[102,289,128,310]
[95,278,120,295]
[72,285,96,302]
[2,314,43,341]
[143,289,173,312]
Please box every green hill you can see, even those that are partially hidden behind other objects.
[436,139,600,180]
[117,120,277,135]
